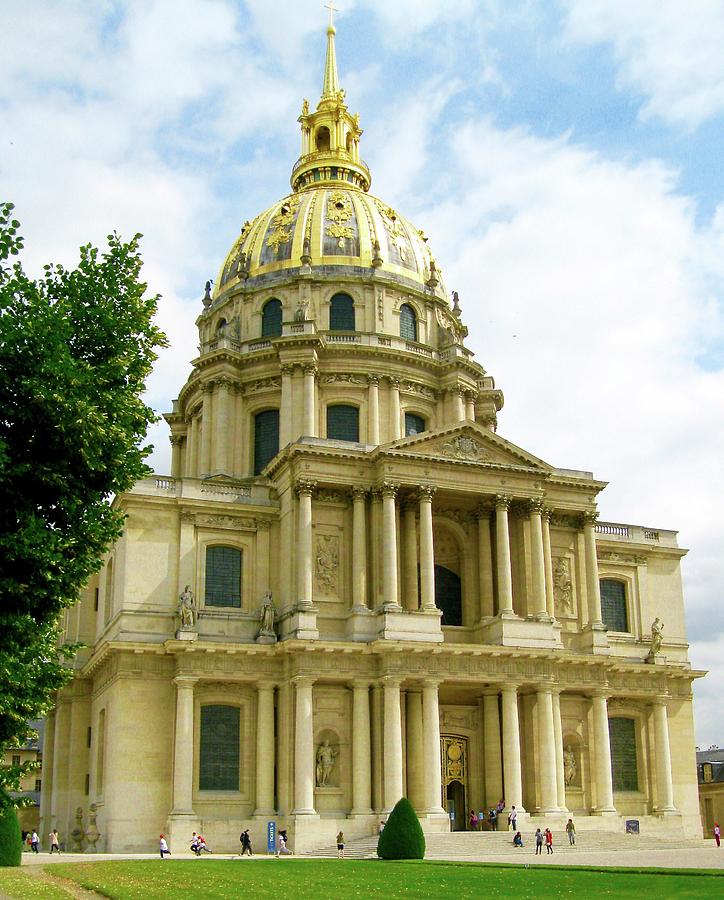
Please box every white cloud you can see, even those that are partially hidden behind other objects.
[561,0,724,129]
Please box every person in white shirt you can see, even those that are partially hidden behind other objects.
[159,834,171,858]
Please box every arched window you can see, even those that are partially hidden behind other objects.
[600,579,628,632]
[609,717,638,791]
[435,564,462,626]
[404,412,426,436]
[199,705,240,791]
[327,404,359,442]
[316,126,331,152]
[254,409,280,475]
[205,546,242,608]
[329,292,355,331]
[261,298,282,337]
[399,303,417,341]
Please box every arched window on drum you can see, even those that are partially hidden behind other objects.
[261,298,283,337]
[399,303,417,341]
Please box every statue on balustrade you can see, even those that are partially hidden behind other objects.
[647,617,664,661]
[178,586,197,629]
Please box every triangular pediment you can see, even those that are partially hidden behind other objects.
[380,423,554,471]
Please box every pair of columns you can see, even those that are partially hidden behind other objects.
[379,483,436,610]
[281,364,317,444]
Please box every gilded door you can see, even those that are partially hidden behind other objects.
[441,735,468,831]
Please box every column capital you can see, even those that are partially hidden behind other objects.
[495,494,512,511]
[294,478,317,496]
[380,674,403,688]
[351,486,369,502]
[387,376,401,389]
[475,501,495,520]
[303,363,318,376]
[420,677,442,689]
[367,374,381,385]
[378,481,399,499]
[350,679,372,691]
[292,674,316,688]
[542,505,554,522]
[528,497,545,515]
[651,695,670,707]
[281,363,296,376]
[256,680,277,692]
[500,681,520,693]
[418,484,437,503]
[200,381,213,394]
[215,375,235,390]
[464,389,478,402]
[174,675,199,689]
[581,510,599,528]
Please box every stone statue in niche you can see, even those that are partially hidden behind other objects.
[315,535,339,593]
[177,586,197,629]
[646,617,664,662]
[257,591,277,644]
[315,739,338,787]
[563,745,577,786]
[553,557,573,615]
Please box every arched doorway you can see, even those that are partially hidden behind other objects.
[435,565,462,625]
[441,735,468,831]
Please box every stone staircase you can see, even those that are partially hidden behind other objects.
[302,829,710,860]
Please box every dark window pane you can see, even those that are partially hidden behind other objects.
[254,409,279,474]
[261,299,283,337]
[404,413,426,436]
[205,546,241,608]
[609,717,638,791]
[199,705,240,791]
[435,564,462,626]
[329,293,355,331]
[327,405,359,442]
[400,303,417,341]
[600,579,628,632]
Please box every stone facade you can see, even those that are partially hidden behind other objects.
[41,22,705,854]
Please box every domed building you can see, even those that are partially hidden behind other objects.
[41,21,704,854]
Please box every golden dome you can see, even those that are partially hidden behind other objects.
[213,17,446,303]
[214,187,446,300]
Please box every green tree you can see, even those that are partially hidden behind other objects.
[0,805,22,866]
[377,797,426,860]
[0,202,166,806]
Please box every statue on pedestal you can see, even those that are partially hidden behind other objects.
[646,617,664,662]
[563,745,577,786]
[177,586,197,630]
[257,591,277,643]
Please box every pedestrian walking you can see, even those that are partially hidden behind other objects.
[566,818,575,846]
[545,828,553,854]
[159,834,171,858]
[535,828,543,855]
[239,829,252,856]
[336,830,345,858]
[509,805,517,832]
[714,822,721,847]
[469,809,478,831]
[276,830,293,856]
[49,830,60,854]
[30,831,39,854]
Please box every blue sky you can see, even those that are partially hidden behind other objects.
[2,0,723,747]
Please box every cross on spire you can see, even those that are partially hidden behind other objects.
[324,0,338,30]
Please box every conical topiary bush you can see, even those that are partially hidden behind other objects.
[377,797,426,860]
[0,805,22,867]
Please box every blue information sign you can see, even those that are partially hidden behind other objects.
[267,821,276,854]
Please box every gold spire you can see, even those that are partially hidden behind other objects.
[322,1,340,99]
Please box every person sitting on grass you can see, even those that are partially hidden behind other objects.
[513,831,523,848]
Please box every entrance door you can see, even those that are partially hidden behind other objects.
[446,780,466,831]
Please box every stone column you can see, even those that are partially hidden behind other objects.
[422,680,446,814]
[280,364,295,446]
[254,519,271,603]
[477,506,495,620]
[537,687,558,812]
[172,676,197,813]
[382,677,403,810]
[552,690,567,811]
[529,499,548,618]
[402,499,419,611]
[381,483,400,609]
[213,377,232,473]
[199,383,213,475]
[465,390,476,421]
[295,480,316,606]
[419,485,437,612]
[495,495,514,615]
[303,365,317,437]
[583,513,603,626]
[652,699,676,811]
[370,489,382,608]
[405,690,424,811]
[170,436,183,478]
[186,416,198,477]
[352,488,368,611]
[542,508,556,619]
[452,388,465,423]
[388,377,401,440]
[293,676,316,815]
[482,690,504,808]
[501,684,524,811]
[351,681,372,814]
[367,375,380,445]
[591,693,616,813]
[39,710,56,836]
[255,682,276,816]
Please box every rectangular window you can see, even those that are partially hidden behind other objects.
[404,412,426,436]
[96,708,106,795]
[254,409,280,475]
[199,705,240,791]
[84,774,89,795]
[600,579,628,632]
[11,755,20,768]
[609,717,638,791]
[205,546,242,608]
[87,726,92,749]
[35,779,42,792]
[703,763,713,783]
[94,587,99,612]
[327,404,359,442]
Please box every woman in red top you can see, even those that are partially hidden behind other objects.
[545,828,553,854]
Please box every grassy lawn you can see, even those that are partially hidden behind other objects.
[0,859,705,899]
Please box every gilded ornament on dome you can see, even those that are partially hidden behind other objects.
[325,190,355,247]
[374,199,410,260]
[265,196,301,252]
